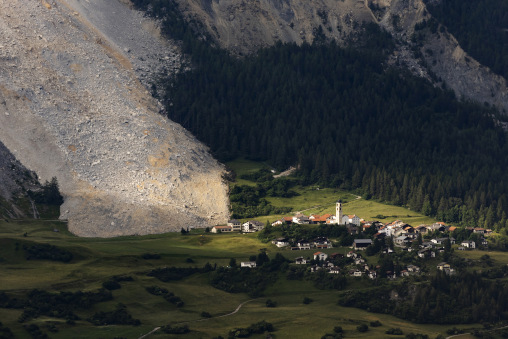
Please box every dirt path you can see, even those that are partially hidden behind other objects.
[137,299,256,339]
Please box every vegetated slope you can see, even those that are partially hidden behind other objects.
[164,25,508,230]
[0,0,229,236]
[136,0,508,114]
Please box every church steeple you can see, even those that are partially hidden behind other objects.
[336,199,342,225]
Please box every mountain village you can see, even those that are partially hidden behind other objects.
[212,200,492,279]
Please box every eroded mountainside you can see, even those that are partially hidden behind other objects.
[174,0,508,113]
[0,0,229,237]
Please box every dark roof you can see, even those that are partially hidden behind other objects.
[354,239,372,244]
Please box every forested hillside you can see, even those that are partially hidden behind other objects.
[427,0,508,80]
[133,0,508,230]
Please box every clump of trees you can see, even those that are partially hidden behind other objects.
[23,243,73,262]
[88,303,140,326]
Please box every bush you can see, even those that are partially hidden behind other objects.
[102,280,121,290]
[161,324,190,334]
[357,324,369,332]
[141,253,161,259]
[303,297,313,304]
[201,311,212,318]
[88,304,140,326]
[265,299,277,307]
[386,328,404,335]
[333,326,343,333]
[23,243,73,262]
[370,320,382,327]
[145,286,168,296]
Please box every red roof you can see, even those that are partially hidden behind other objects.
[283,216,293,222]
[314,252,322,255]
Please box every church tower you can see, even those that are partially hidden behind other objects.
[336,200,343,225]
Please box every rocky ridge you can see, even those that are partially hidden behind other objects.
[174,0,508,113]
[0,0,229,237]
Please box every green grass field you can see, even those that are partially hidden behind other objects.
[0,219,478,339]
[0,159,495,338]
[226,158,437,226]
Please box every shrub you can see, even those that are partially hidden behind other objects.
[370,320,382,327]
[333,326,343,333]
[386,328,404,335]
[141,253,161,260]
[303,297,313,304]
[145,286,169,296]
[102,280,121,290]
[201,311,212,318]
[265,299,277,307]
[357,324,369,332]
[161,324,190,334]
[88,304,140,326]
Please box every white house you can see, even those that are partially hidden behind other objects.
[240,261,257,268]
[329,267,340,274]
[273,237,290,248]
[227,219,242,231]
[313,251,328,261]
[242,220,264,233]
[461,240,476,249]
[342,214,361,226]
[295,257,307,265]
[211,226,233,233]
[293,214,310,224]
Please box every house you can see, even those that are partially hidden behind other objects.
[271,219,284,227]
[480,238,488,247]
[346,251,358,258]
[394,235,411,247]
[473,228,485,234]
[314,237,333,249]
[310,214,333,224]
[416,225,429,234]
[293,214,310,224]
[407,264,420,273]
[431,237,451,245]
[240,261,257,268]
[295,257,307,265]
[448,226,457,233]
[368,271,377,279]
[353,239,372,250]
[329,266,340,274]
[418,249,428,258]
[310,265,322,272]
[343,214,361,226]
[242,220,264,233]
[354,257,366,265]
[461,240,476,249]
[349,269,363,277]
[211,226,233,233]
[400,270,410,277]
[228,219,242,231]
[437,262,450,271]
[273,237,290,248]
[296,240,311,250]
[314,251,328,261]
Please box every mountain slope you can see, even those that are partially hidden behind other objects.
[168,0,508,113]
[0,0,229,237]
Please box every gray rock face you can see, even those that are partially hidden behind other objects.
[0,0,229,237]
[176,0,508,113]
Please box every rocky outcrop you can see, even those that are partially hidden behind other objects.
[0,141,42,219]
[370,0,508,114]
[0,0,229,237]
[175,0,508,113]
[176,0,374,55]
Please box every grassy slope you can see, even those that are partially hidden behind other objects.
[0,220,476,339]
[226,158,437,226]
